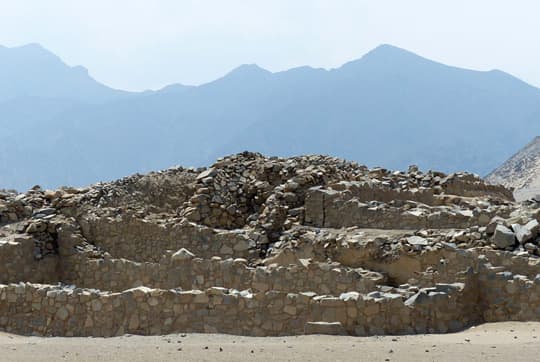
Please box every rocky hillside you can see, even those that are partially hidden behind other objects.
[1,153,540,337]
[486,136,540,201]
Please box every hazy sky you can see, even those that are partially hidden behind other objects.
[1,0,539,91]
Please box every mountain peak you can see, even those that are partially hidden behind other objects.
[228,63,270,75]
[3,43,57,57]
[335,44,451,77]
[0,43,66,70]
[0,43,128,103]
[366,43,408,55]
[361,44,430,63]
[215,63,272,84]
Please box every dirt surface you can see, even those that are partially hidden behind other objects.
[1,322,539,362]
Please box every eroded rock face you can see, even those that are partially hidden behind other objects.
[0,152,539,337]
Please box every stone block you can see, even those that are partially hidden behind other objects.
[492,224,515,249]
[304,321,347,335]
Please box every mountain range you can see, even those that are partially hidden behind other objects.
[2,43,540,191]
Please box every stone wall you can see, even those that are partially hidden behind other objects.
[0,235,57,284]
[304,186,500,229]
[479,265,540,322]
[1,254,539,337]
[328,181,437,205]
[78,215,262,262]
[0,282,478,337]
[479,249,540,279]
[440,173,514,200]
[60,256,384,295]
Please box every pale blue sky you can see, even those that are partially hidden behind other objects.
[1,0,538,91]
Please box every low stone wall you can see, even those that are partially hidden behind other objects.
[291,231,486,286]
[304,187,495,229]
[328,181,436,205]
[78,215,262,262]
[0,282,478,337]
[441,174,514,200]
[479,266,540,322]
[0,235,57,284]
[480,249,540,279]
[2,258,532,337]
[60,256,384,295]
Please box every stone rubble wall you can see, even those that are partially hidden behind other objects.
[479,249,540,279]
[180,153,365,230]
[479,265,540,322]
[304,187,498,229]
[328,181,437,205]
[0,235,57,284]
[1,258,537,337]
[440,174,514,200]
[83,168,197,212]
[78,216,262,262]
[59,256,384,295]
[0,282,477,337]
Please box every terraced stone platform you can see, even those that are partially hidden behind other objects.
[1,152,539,336]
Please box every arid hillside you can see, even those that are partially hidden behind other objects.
[486,136,540,201]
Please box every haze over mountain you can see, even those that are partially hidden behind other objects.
[1,43,540,191]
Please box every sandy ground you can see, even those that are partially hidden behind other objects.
[1,322,540,361]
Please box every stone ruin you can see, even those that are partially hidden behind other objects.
[1,151,540,337]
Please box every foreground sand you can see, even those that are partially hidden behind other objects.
[1,322,539,361]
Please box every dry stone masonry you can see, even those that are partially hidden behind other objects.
[1,152,539,337]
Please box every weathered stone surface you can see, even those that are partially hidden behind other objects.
[513,224,533,244]
[171,248,195,262]
[196,168,217,181]
[493,224,515,249]
[486,216,507,235]
[525,219,540,239]
[406,236,428,246]
[263,249,301,266]
[304,322,347,335]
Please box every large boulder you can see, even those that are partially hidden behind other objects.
[492,224,515,249]
[511,219,539,244]
[525,219,540,239]
[406,235,428,246]
[486,216,506,235]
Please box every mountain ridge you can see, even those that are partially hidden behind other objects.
[0,43,132,103]
[1,43,540,191]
